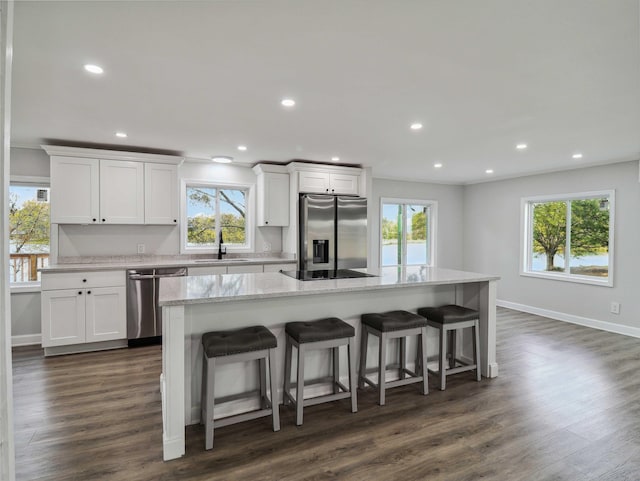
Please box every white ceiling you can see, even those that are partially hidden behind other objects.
[11,0,640,184]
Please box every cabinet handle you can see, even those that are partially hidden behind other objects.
[92,218,97,222]
[102,218,106,222]
[265,221,269,225]
[331,189,335,192]
[87,291,91,294]
[78,291,83,295]
[174,219,177,223]
[82,279,87,283]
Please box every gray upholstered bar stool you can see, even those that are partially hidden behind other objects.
[417,305,481,391]
[201,326,280,450]
[359,310,429,406]
[283,317,357,426]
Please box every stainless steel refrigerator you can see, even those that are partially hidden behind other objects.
[299,194,367,271]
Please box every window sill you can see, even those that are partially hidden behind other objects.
[10,283,42,294]
[520,271,612,287]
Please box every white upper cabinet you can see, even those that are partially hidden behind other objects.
[99,160,144,224]
[255,169,289,226]
[298,171,359,195]
[50,156,100,224]
[44,146,183,225]
[144,163,178,225]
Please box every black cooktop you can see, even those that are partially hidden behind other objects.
[280,269,377,281]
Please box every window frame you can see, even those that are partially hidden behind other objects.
[180,179,254,254]
[379,197,437,268]
[9,175,51,292]
[520,190,615,287]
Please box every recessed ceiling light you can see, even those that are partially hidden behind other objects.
[516,143,528,150]
[237,145,247,151]
[485,169,494,174]
[211,156,233,164]
[434,163,443,168]
[410,123,423,130]
[331,156,340,161]
[572,153,583,159]
[84,64,103,74]
[115,132,127,138]
[281,98,296,107]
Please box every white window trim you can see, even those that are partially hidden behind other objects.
[520,190,615,287]
[379,197,437,268]
[180,179,254,254]
[9,176,51,290]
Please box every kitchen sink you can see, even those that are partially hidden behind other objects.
[193,259,250,263]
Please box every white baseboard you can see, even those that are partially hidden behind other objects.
[497,300,640,339]
[11,334,41,347]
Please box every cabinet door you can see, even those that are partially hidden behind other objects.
[85,286,126,342]
[50,156,100,224]
[329,173,359,195]
[263,263,296,272]
[99,160,144,224]
[258,172,289,226]
[227,264,263,274]
[145,163,179,225]
[41,289,86,347]
[298,171,330,193]
[187,266,227,275]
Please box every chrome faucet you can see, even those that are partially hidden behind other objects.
[217,230,226,260]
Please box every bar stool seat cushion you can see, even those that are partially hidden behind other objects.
[202,326,277,358]
[361,310,427,332]
[418,305,479,324]
[285,317,355,343]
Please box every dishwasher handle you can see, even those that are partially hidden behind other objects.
[128,274,156,280]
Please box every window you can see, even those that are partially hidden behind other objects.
[9,182,50,285]
[522,190,614,286]
[182,182,251,252]
[381,199,436,267]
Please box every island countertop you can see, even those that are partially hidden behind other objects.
[158,266,500,306]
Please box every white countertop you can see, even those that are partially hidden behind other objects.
[158,266,500,306]
[39,256,296,273]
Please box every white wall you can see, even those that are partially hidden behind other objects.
[10,146,48,177]
[463,160,640,332]
[10,291,40,342]
[371,178,465,270]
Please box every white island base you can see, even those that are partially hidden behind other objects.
[158,267,499,461]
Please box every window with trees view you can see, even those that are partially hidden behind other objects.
[9,184,50,284]
[184,183,249,250]
[522,190,614,286]
[381,199,436,267]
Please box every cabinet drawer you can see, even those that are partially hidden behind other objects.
[227,264,264,274]
[188,266,227,276]
[42,271,126,290]
[263,263,297,273]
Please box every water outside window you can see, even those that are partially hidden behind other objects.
[381,203,430,266]
[530,198,609,278]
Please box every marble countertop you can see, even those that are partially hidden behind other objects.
[40,256,296,273]
[158,266,500,306]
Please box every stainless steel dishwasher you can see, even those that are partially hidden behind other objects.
[127,267,187,346]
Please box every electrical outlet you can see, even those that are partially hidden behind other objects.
[263,242,272,252]
[137,243,145,254]
[610,301,620,315]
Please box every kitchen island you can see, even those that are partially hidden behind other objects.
[158,266,499,461]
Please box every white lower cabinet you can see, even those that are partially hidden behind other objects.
[263,263,296,272]
[227,264,263,274]
[41,271,126,349]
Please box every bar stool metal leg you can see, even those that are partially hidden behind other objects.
[358,326,368,389]
[348,337,358,413]
[269,348,280,431]
[295,344,305,426]
[399,337,406,380]
[283,336,292,406]
[474,320,482,381]
[439,326,447,391]
[205,356,216,450]
[378,332,387,406]
[259,357,267,409]
[333,347,340,394]
[420,326,429,395]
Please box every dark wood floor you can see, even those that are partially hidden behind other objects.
[12,308,640,481]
